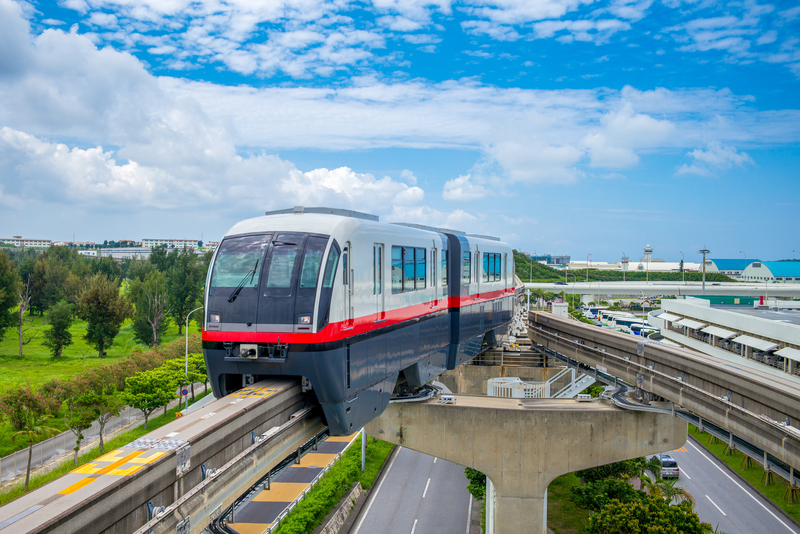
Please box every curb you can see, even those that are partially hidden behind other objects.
[342,444,400,534]
[689,434,800,532]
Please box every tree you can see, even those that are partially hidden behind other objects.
[78,274,133,357]
[28,257,48,315]
[121,369,176,429]
[571,478,646,512]
[62,273,85,319]
[63,390,101,466]
[95,395,123,454]
[644,478,696,507]
[465,468,487,501]
[16,275,45,358]
[167,250,202,335]
[149,246,172,273]
[0,386,58,430]
[576,457,648,484]
[11,407,59,491]
[43,301,74,357]
[130,271,171,346]
[586,494,711,534]
[0,252,19,340]
[162,354,207,401]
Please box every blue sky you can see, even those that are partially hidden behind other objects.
[0,0,798,263]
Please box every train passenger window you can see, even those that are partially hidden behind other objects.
[415,247,426,289]
[265,243,299,290]
[392,246,403,293]
[431,249,436,287]
[403,247,415,291]
[474,252,478,282]
[373,244,382,295]
[299,237,327,289]
[322,246,339,289]
[483,253,490,282]
[441,250,448,287]
[462,252,471,284]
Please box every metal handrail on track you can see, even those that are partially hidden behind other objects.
[532,340,800,488]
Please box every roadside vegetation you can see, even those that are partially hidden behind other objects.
[0,388,210,505]
[689,425,800,524]
[272,435,394,534]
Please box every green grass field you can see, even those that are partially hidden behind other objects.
[689,425,800,524]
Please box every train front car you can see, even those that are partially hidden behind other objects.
[202,207,516,435]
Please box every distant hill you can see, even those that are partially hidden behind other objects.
[513,250,736,283]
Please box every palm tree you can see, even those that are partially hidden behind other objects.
[12,407,60,491]
[659,478,695,506]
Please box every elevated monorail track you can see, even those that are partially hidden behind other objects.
[529,312,800,475]
[0,379,320,534]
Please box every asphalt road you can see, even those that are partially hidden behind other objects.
[657,437,799,534]
[351,447,472,534]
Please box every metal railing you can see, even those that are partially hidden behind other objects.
[470,351,547,367]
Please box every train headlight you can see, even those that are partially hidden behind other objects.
[209,313,221,323]
[297,315,311,325]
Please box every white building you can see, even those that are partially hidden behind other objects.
[649,297,800,375]
[0,236,52,248]
[568,260,701,272]
[142,238,201,249]
[78,250,97,257]
[99,247,152,260]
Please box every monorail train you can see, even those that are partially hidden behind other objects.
[202,207,516,435]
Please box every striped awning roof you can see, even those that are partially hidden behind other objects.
[700,326,738,340]
[732,335,778,352]
[676,318,707,330]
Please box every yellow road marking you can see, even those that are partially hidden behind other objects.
[58,478,96,495]
[674,446,688,453]
[71,450,144,475]
[229,523,271,534]
[254,482,308,502]
[230,386,280,399]
[294,453,337,468]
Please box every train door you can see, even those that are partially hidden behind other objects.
[373,243,384,320]
[343,243,353,327]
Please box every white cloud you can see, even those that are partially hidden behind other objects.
[442,174,489,200]
[533,18,631,44]
[757,30,777,45]
[675,142,754,176]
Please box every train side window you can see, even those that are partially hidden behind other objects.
[462,252,471,284]
[403,247,415,291]
[483,253,490,282]
[503,253,508,283]
[392,246,403,293]
[373,244,382,295]
[431,249,436,287]
[474,252,478,282]
[415,247,426,289]
[441,249,448,288]
[322,245,339,289]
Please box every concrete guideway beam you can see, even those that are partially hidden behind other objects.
[528,313,800,474]
[366,395,686,534]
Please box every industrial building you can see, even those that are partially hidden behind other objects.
[141,238,201,249]
[742,261,800,283]
[0,236,52,248]
[703,258,760,279]
[650,297,800,375]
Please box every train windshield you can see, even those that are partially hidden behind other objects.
[211,234,272,288]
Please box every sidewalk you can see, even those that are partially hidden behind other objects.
[0,383,207,484]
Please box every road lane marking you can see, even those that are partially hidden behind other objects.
[433,457,437,463]
[679,467,691,480]
[423,478,431,498]
[353,447,401,534]
[466,495,472,534]
[675,446,688,453]
[706,495,727,516]
[411,519,418,534]
[688,441,798,534]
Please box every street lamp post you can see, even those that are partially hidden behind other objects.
[740,251,746,281]
[698,246,711,296]
[185,305,204,409]
[680,251,684,284]
[586,253,591,283]
[621,253,629,282]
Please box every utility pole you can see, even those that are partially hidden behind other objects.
[699,246,710,296]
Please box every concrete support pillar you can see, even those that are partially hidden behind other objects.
[366,396,687,534]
